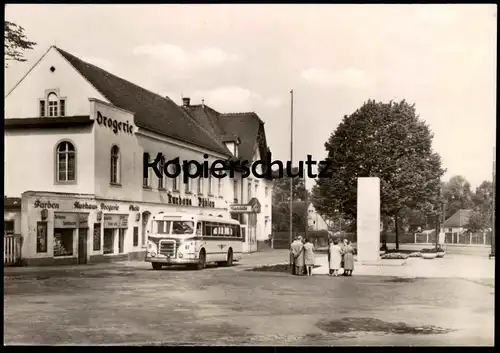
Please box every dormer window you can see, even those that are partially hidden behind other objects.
[40,91,66,117]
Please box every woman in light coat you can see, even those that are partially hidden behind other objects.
[329,238,343,276]
[342,239,355,276]
[303,237,315,276]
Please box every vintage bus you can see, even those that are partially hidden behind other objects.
[145,212,243,270]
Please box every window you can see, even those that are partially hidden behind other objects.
[39,101,46,117]
[60,99,66,117]
[186,166,194,193]
[172,221,195,235]
[118,229,125,253]
[4,220,14,235]
[103,229,115,254]
[143,155,151,187]
[53,229,74,256]
[198,177,204,194]
[255,183,258,197]
[158,157,165,189]
[208,175,213,195]
[133,227,139,247]
[170,164,179,191]
[247,182,252,200]
[48,93,58,117]
[156,221,171,234]
[56,141,76,182]
[110,145,120,184]
[233,180,238,202]
[217,173,223,197]
[265,187,269,198]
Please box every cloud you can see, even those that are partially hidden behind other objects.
[132,43,240,74]
[166,86,282,112]
[301,67,371,88]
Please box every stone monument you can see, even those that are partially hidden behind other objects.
[356,177,381,263]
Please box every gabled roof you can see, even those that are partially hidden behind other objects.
[183,104,271,170]
[443,209,472,228]
[54,47,231,157]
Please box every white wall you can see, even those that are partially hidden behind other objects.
[5,47,108,119]
[308,203,329,231]
[5,128,95,197]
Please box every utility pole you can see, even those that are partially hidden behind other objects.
[289,89,294,272]
[304,168,308,240]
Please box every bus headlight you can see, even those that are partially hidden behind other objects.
[178,253,183,258]
[151,252,156,257]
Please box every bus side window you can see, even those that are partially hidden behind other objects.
[229,226,233,237]
[204,222,212,236]
[196,222,202,236]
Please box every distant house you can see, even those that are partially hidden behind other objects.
[307,203,329,231]
[442,209,472,244]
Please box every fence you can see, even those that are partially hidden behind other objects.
[4,234,22,266]
[271,230,492,249]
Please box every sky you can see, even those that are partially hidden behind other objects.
[5,4,497,190]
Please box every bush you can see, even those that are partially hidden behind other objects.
[421,248,437,253]
[408,252,422,258]
[381,253,409,260]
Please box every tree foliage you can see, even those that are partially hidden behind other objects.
[312,99,445,248]
[272,167,310,232]
[441,175,474,219]
[4,21,36,68]
[465,180,493,232]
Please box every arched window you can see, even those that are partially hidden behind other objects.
[48,93,59,117]
[56,141,76,182]
[110,145,120,184]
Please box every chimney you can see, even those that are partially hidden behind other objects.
[182,97,190,107]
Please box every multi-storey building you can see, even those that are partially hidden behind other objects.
[4,46,273,266]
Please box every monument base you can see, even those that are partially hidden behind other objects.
[356,259,407,267]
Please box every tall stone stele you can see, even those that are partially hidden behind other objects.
[356,177,381,263]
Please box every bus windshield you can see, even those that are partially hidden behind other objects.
[172,221,195,235]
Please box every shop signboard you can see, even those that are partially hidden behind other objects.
[54,213,79,228]
[103,215,120,228]
[119,215,129,228]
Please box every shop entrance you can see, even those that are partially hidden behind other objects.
[78,229,88,264]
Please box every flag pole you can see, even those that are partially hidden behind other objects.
[289,89,294,271]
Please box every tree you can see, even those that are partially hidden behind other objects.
[465,180,493,232]
[272,167,310,232]
[4,21,36,68]
[313,99,445,249]
[442,175,474,219]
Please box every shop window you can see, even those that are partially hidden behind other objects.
[53,229,74,256]
[4,220,14,235]
[118,229,125,253]
[133,227,139,247]
[60,99,66,117]
[93,223,101,251]
[56,141,76,182]
[36,222,48,253]
[158,156,165,189]
[110,145,121,184]
[103,229,115,254]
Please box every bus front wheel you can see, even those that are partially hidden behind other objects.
[196,250,206,270]
[152,263,162,270]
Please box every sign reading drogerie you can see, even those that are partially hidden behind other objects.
[96,111,134,135]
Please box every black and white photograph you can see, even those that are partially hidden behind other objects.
[3,3,496,346]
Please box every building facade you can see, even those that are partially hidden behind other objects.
[4,46,273,265]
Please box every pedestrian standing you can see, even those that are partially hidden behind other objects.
[329,238,343,276]
[290,236,305,276]
[303,238,315,276]
[342,239,355,276]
